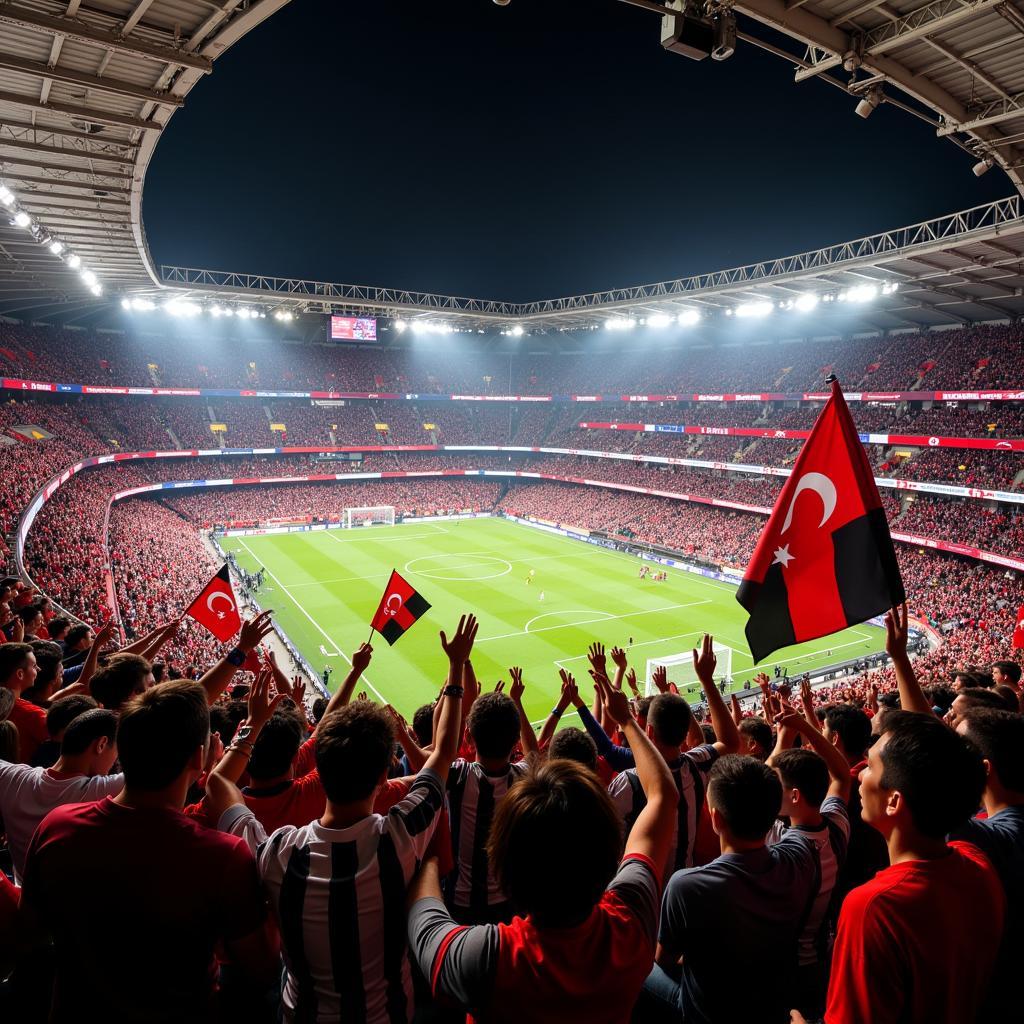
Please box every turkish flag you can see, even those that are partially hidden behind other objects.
[184,565,242,643]
[370,570,431,646]
[1012,605,1024,650]
[737,379,905,662]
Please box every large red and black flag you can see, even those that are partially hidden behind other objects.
[736,378,905,663]
[370,570,431,646]
[185,564,242,643]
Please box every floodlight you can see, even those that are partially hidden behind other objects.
[647,313,673,328]
[677,310,701,326]
[131,298,155,311]
[13,211,31,228]
[121,298,131,310]
[794,293,819,312]
[67,254,81,269]
[49,241,64,255]
[855,87,883,119]
[164,300,200,317]
[605,317,635,330]
[394,319,407,332]
[0,185,13,207]
[89,284,102,296]
[81,270,97,286]
[510,324,524,337]
[845,284,878,303]
[972,156,994,177]
[735,300,773,318]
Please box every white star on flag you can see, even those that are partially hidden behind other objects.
[772,544,795,568]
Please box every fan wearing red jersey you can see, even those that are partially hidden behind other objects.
[407,673,677,1024]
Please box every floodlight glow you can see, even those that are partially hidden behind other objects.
[605,317,635,331]
[164,300,200,317]
[677,310,701,326]
[0,185,13,207]
[845,284,878,303]
[794,293,819,312]
[647,313,673,328]
[49,241,64,256]
[510,325,524,337]
[13,211,31,228]
[67,254,81,269]
[131,298,155,311]
[273,310,294,321]
[81,270,97,286]
[121,298,131,310]
[394,319,407,332]
[735,300,773,319]
[89,284,102,296]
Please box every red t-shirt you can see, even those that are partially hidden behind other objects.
[8,697,48,763]
[21,797,267,1023]
[826,840,1004,1024]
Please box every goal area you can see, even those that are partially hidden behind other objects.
[645,642,733,697]
[343,506,396,529]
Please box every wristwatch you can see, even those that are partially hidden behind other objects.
[226,646,246,667]
[235,724,254,743]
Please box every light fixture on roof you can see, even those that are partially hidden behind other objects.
[131,298,155,311]
[89,284,102,297]
[855,86,883,119]
[604,317,635,331]
[273,310,294,321]
[67,254,81,269]
[121,298,131,310]
[510,324,524,337]
[735,300,773,319]
[972,155,995,177]
[677,309,701,326]
[794,293,819,312]
[393,319,407,332]
[13,211,31,228]
[164,300,201,317]
[843,284,878,303]
[49,241,64,256]
[647,313,673,328]
[0,184,13,207]
[81,270,97,287]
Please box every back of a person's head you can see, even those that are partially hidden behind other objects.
[708,754,782,841]
[648,693,692,748]
[92,654,152,711]
[773,748,829,807]
[738,716,774,759]
[64,624,91,649]
[993,686,1020,713]
[922,684,956,713]
[488,758,620,926]
[961,709,1024,795]
[635,695,653,723]
[310,696,329,724]
[824,704,872,757]
[210,700,247,744]
[0,719,18,762]
[956,689,1007,714]
[412,702,435,746]
[248,708,305,780]
[46,694,98,738]
[116,681,209,791]
[879,711,985,838]
[468,691,521,760]
[0,642,32,684]
[315,702,394,804]
[548,727,598,771]
[61,708,118,757]
[992,660,1022,686]
[48,616,70,639]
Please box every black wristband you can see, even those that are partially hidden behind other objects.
[443,685,464,698]
[226,646,246,667]
[550,707,563,718]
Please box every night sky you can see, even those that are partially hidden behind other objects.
[142,0,1011,303]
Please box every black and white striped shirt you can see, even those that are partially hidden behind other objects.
[220,768,445,1023]
[446,759,529,912]
[608,743,718,874]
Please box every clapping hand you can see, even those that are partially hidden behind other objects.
[440,614,479,663]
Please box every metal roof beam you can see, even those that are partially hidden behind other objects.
[0,156,128,181]
[0,136,132,169]
[0,172,131,195]
[0,4,213,73]
[937,90,1024,135]
[0,89,161,131]
[0,115,135,149]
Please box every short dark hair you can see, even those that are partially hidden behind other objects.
[61,708,118,756]
[955,689,1007,714]
[45,694,98,738]
[992,660,1021,685]
[635,695,654,722]
[962,709,1024,794]
[708,754,782,841]
[994,686,1021,712]
[824,704,872,758]
[116,681,210,791]
[210,700,248,746]
[773,748,829,808]
[315,703,394,804]
[91,654,151,711]
[922,684,956,713]
[412,702,436,746]
[310,697,328,724]
[64,624,92,649]
[879,711,985,838]
[0,642,33,684]
[47,617,70,639]
[488,759,620,926]
[701,724,718,745]
[28,644,61,690]
[739,717,774,759]
[468,692,521,760]
[248,708,306,780]
[648,693,692,748]
[548,727,598,771]
[0,720,17,762]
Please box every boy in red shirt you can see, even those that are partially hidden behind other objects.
[821,710,1004,1024]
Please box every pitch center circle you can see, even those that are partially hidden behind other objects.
[405,553,513,581]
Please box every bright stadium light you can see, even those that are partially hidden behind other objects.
[510,324,524,337]
[735,300,773,318]
[121,298,131,310]
[81,270,97,287]
[0,184,13,207]
[605,317,635,331]
[131,298,155,311]
[49,241,64,256]
[67,254,81,269]
[855,86,883,119]
[13,211,31,228]
[677,309,701,326]
[647,313,673,328]
[164,300,200,317]
[273,310,294,321]
[394,319,407,332]
[794,293,819,312]
[844,284,878,303]
[89,283,102,296]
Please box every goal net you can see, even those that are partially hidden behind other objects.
[343,506,396,529]
[644,643,733,698]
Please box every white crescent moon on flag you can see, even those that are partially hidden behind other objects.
[781,472,838,535]
[385,593,403,615]
[207,591,236,613]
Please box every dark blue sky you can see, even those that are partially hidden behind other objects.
[142,0,1009,302]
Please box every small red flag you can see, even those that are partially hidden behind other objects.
[185,565,242,643]
[1013,605,1024,650]
[242,647,263,674]
[737,379,905,663]
[370,570,431,646]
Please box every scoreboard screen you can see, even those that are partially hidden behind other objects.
[328,315,377,342]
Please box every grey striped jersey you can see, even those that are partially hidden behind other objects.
[220,768,445,1023]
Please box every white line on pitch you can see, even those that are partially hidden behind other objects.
[322,525,449,545]
[238,538,389,704]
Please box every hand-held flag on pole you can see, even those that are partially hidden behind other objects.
[736,377,905,663]
[370,570,431,646]
[185,565,243,644]
[1012,605,1024,650]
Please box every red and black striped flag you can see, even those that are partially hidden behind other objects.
[370,570,431,646]
[737,378,905,663]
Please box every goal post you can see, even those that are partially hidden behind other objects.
[343,505,396,529]
[645,643,733,697]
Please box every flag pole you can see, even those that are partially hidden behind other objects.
[366,625,375,646]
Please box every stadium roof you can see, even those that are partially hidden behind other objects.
[0,0,1022,338]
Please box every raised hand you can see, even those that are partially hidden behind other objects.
[350,641,373,676]
[357,690,369,702]
[10,617,24,643]
[587,642,607,676]
[730,693,743,724]
[884,602,909,659]
[610,646,628,670]
[652,664,670,694]
[754,671,771,693]
[247,668,285,729]
[625,667,640,697]
[509,666,525,705]
[800,677,813,705]
[692,634,718,687]
[558,668,581,708]
[494,680,505,693]
[591,670,632,726]
[440,613,478,663]
[238,609,274,653]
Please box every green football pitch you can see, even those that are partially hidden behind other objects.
[222,517,886,724]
